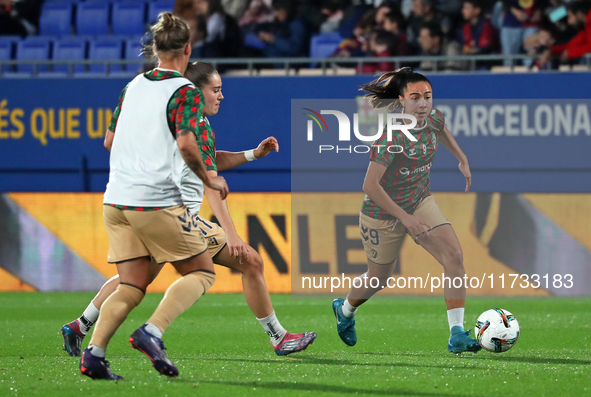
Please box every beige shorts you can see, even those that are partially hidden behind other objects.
[104,204,208,264]
[193,215,227,258]
[359,195,450,265]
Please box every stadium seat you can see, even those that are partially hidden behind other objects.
[112,2,147,36]
[124,38,145,73]
[309,32,342,68]
[76,2,110,36]
[15,38,51,74]
[51,38,87,74]
[39,2,73,36]
[87,38,123,74]
[148,0,175,24]
[0,37,19,73]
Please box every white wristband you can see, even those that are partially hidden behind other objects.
[245,149,257,162]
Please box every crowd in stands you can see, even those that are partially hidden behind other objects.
[1,0,591,72]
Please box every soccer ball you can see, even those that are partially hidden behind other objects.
[474,308,520,353]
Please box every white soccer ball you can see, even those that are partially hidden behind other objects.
[474,308,520,353]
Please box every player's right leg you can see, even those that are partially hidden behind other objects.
[332,212,404,347]
[126,205,215,378]
[80,205,153,380]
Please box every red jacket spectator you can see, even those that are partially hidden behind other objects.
[552,9,591,59]
[463,18,496,54]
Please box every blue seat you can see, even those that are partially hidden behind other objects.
[76,2,110,36]
[39,2,73,36]
[112,2,146,36]
[0,37,19,73]
[87,39,123,73]
[15,39,51,74]
[309,32,342,67]
[51,38,86,74]
[124,38,145,73]
[148,0,175,24]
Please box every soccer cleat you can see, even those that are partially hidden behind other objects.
[447,326,482,354]
[273,332,317,356]
[332,298,357,346]
[129,325,179,378]
[61,320,85,357]
[80,348,123,380]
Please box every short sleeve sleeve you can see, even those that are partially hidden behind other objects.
[197,120,217,172]
[108,83,129,133]
[370,126,400,168]
[168,86,204,138]
[431,108,446,134]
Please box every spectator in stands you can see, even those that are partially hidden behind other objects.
[221,0,250,20]
[256,0,311,58]
[239,0,274,30]
[336,1,373,40]
[374,2,397,29]
[358,29,396,74]
[500,0,542,66]
[418,21,468,71]
[527,22,561,69]
[551,1,591,63]
[407,0,441,54]
[193,0,242,57]
[331,14,373,59]
[173,0,199,20]
[0,0,36,36]
[383,10,408,55]
[461,0,496,54]
[188,14,216,58]
[320,0,347,33]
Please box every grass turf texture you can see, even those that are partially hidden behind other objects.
[0,293,589,397]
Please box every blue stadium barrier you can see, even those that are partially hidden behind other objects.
[0,73,590,192]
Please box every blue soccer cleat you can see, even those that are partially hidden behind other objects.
[447,326,482,354]
[61,320,85,357]
[129,325,179,378]
[80,348,123,380]
[273,332,317,356]
[332,298,357,346]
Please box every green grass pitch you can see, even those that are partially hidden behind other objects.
[1,293,589,397]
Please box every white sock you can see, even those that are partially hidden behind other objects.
[447,308,465,331]
[78,302,100,335]
[342,299,358,319]
[88,344,105,358]
[256,311,287,346]
[145,322,163,339]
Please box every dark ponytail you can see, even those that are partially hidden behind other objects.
[360,67,431,111]
[184,62,218,89]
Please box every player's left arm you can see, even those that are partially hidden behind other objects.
[439,125,471,192]
[104,129,114,151]
[104,83,129,152]
[215,136,279,171]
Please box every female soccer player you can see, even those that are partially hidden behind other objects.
[62,62,316,361]
[78,13,229,381]
[332,67,481,354]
